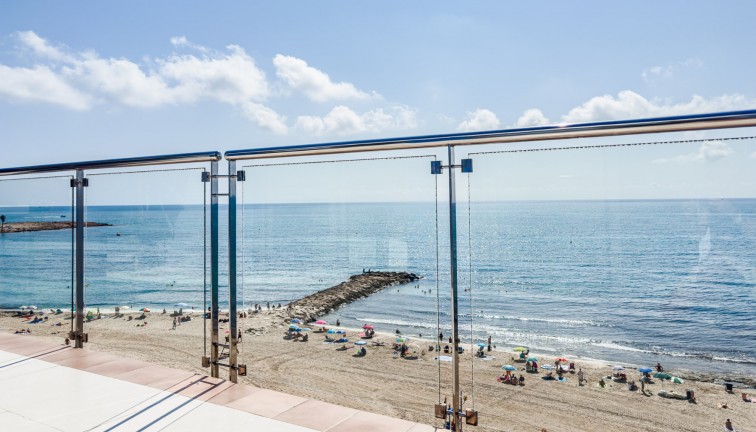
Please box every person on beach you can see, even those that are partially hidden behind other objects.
[487,335,492,352]
[172,317,176,330]
[577,368,585,386]
[439,332,443,341]
[725,419,733,431]
[336,319,340,326]
[656,362,663,372]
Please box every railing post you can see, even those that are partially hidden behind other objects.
[228,160,238,383]
[74,169,86,348]
[447,145,462,430]
[210,160,220,378]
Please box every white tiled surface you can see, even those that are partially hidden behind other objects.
[0,348,317,432]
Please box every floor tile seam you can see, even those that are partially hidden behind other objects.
[320,410,361,432]
[0,404,67,432]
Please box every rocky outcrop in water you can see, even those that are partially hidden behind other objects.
[1,221,111,233]
[287,271,420,322]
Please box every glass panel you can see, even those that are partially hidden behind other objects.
[461,131,756,429]
[240,152,450,425]
[0,175,74,323]
[83,167,208,364]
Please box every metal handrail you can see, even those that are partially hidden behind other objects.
[0,151,222,176]
[225,109,756,160]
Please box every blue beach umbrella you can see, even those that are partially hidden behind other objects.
[291,318,301,324]
[526,357,538,363]
[638,367,653,374]
[502,365,517,371]
[288,324,299,329]
[354,341,367,346]
[327,329,337,334]
[476,343,486,348]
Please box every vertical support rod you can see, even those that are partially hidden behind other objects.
[210,161,220,378]
[74,170,86,348]
[228,161,238,383]
[447,145,462,430]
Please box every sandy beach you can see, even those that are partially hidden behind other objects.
[2,308,753,432]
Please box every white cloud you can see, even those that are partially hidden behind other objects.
[1,31,286,131]
[562,90,756,123]
[0,64,90,110]
[515,108,550,127]
[652,140,734,164]
[169,36,209,53]
[642,57,703,83]
[15,30,71,61]
[273,54,378,102]
[158,45,270,105]
[295,105,416,136]
[457,108,500,132]
[240,102,288,134]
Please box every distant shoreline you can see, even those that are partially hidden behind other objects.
[0,221,112,233]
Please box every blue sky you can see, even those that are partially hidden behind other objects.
[2,1,756,204]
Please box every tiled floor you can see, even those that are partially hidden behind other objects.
[0,334,436,432]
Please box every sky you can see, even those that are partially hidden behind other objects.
[2,1,756,205]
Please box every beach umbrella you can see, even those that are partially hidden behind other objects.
[541,364,555,370]
[555,357,568,362]
[28,305,38,310]
[141,308,150,313]
[300,327,311,332]
[362,324,374,329]
[671,376,684,384]
[326,329,337,334]
[513,347,527,352]
[396,337,408,343]
[638,367,653,374]
[315,320,328,325]
[502,365,517,371]
[654,372,672,380]
[476,342,486,348]
[19,305,28,310]
[291,318,301,324]
[612,365,624,371]
[354,341,367,346]
[526,357,538,362]
[289,323,300,329]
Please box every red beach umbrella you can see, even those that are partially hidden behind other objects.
[362,324,374,329]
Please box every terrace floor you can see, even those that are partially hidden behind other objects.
[0,333,436,432]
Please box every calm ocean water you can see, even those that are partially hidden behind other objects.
[1,200,754,376]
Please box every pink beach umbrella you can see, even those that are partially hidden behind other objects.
[362,324,374,329]
[315,320,327,325]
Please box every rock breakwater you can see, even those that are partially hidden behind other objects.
[288,271,419,322]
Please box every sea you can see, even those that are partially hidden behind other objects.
[1,199,754,377]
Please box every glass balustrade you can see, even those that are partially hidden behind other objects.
[0,175,75,323]
[238,151,452,424]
